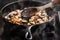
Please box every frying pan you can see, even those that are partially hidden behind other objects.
[0,1,58,40]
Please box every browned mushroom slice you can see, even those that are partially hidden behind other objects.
[27,23,31,26]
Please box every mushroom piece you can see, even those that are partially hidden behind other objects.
[36,18,44,24]
[42,17,48,22]
[27,23,31,25]
[22,20,28,23]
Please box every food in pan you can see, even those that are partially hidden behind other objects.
[4,8,51,26]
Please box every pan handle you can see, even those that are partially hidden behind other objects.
[25,25,33,40]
